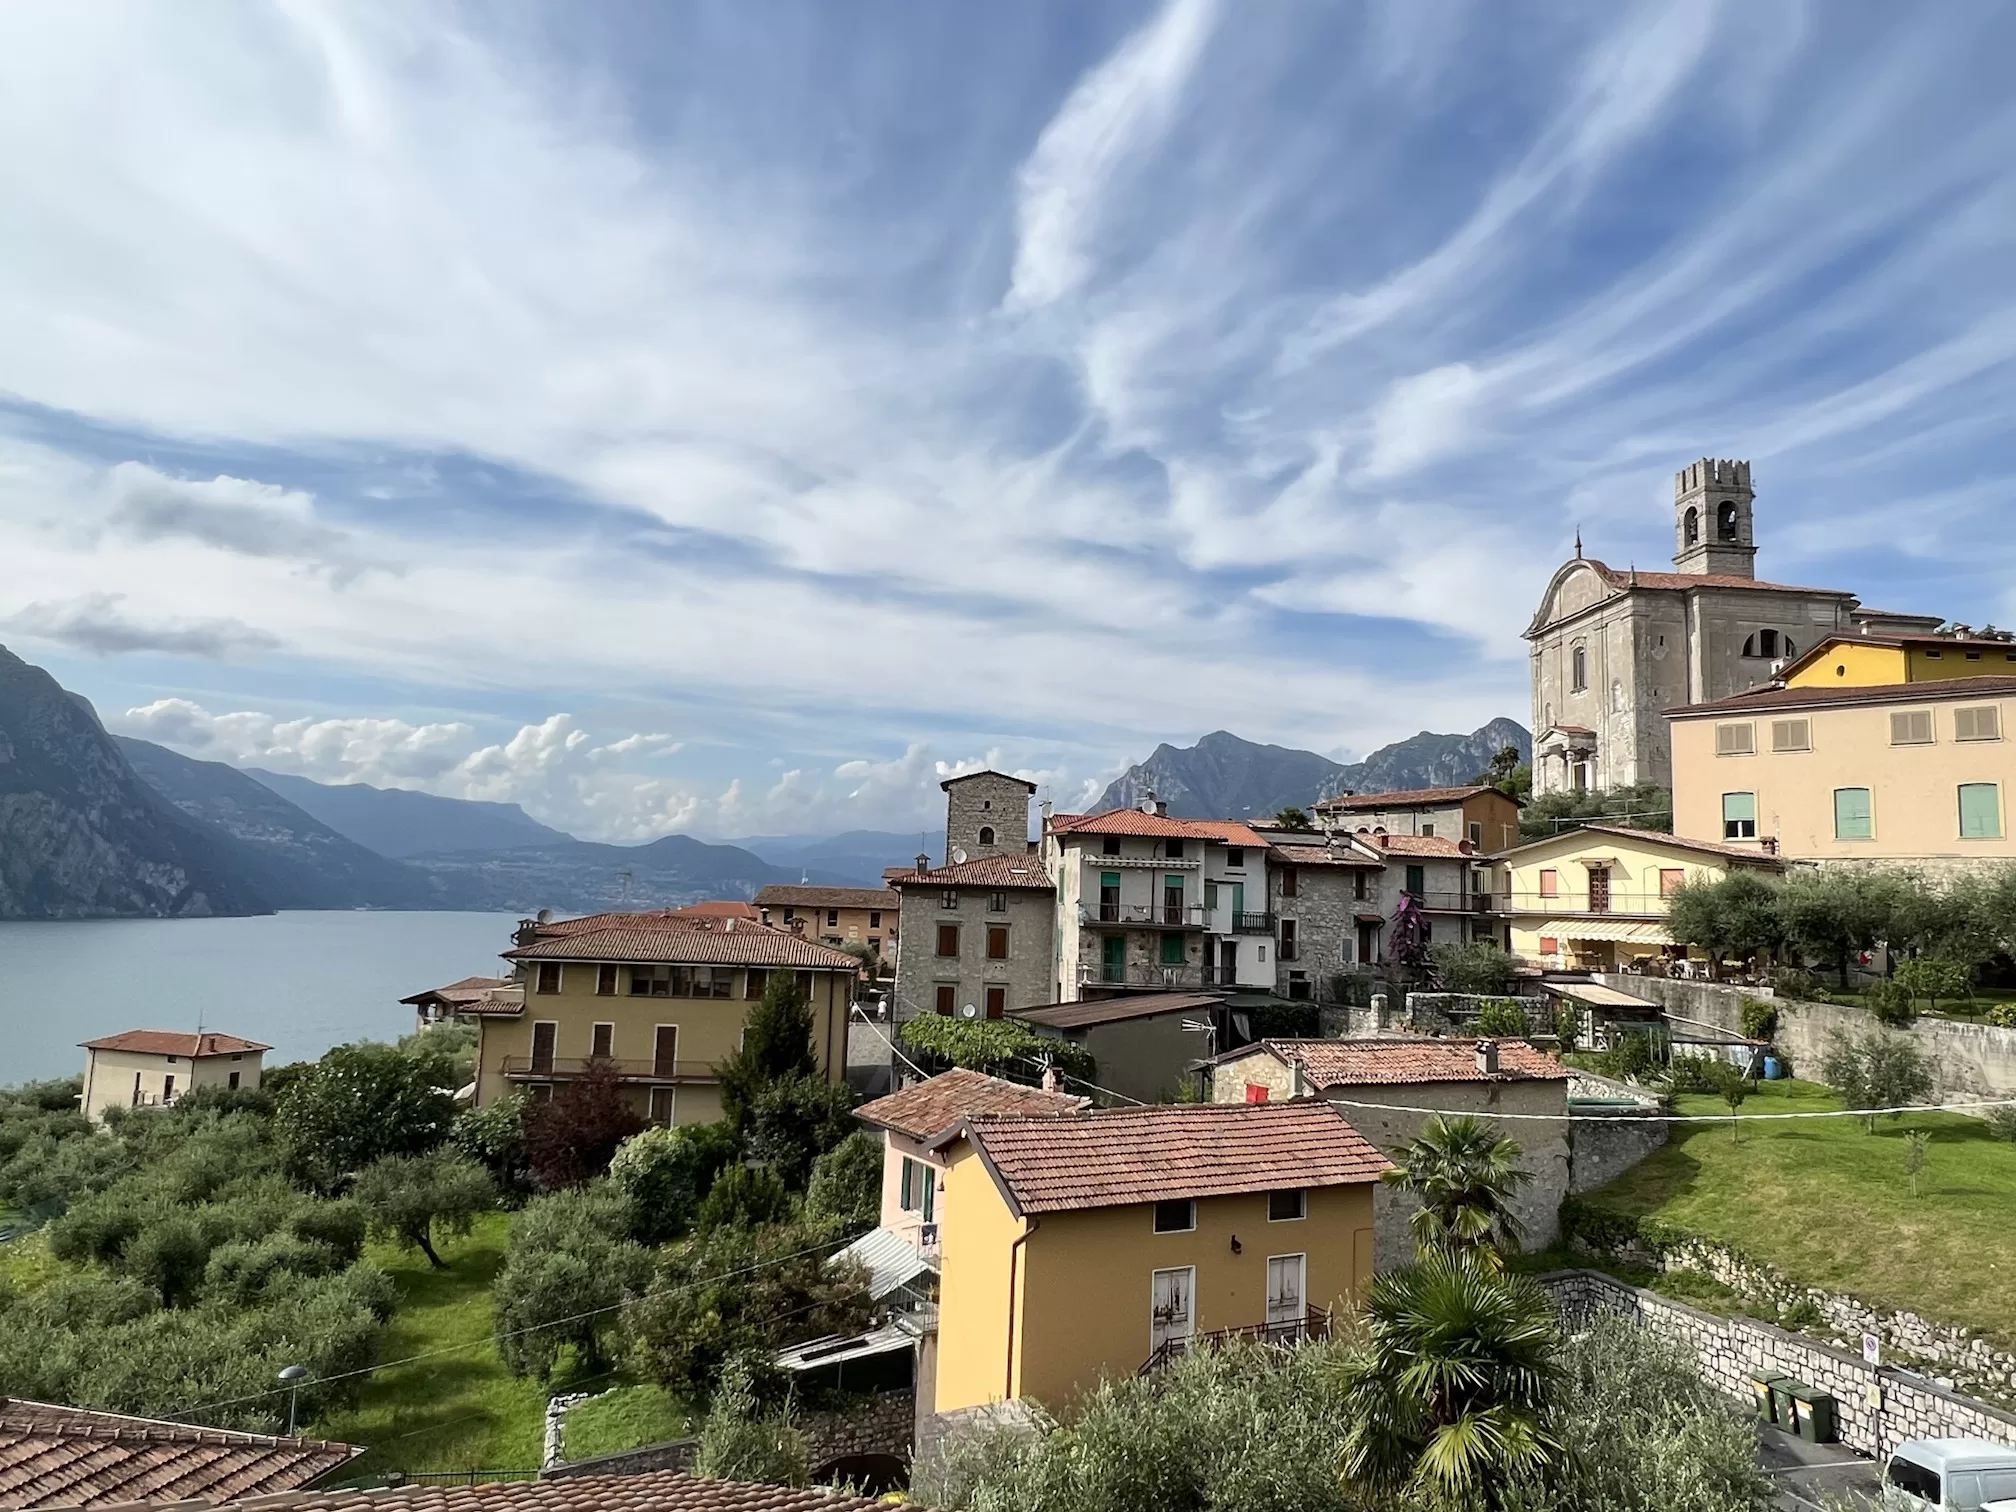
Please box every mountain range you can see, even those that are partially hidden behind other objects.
[1092,721,1531,820]
[0,642,1527,918]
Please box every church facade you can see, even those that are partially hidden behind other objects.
[1525,459,1937,797]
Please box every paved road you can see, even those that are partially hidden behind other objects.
[1761,1422,1883,1511]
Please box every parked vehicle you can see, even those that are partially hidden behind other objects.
[1883,1439,2016,1512]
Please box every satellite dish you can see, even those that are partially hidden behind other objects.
[959,1002,981,1020]
[952,846,968,865]
[535,908,553,924]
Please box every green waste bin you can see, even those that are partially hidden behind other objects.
[1749,1372,1791,1425]
[1786,1382,1837,1444]
[1768,1379,1800,1429]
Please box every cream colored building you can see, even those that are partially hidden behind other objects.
[1669,676,2016,867]
[475,911,858,1126]
[79,1030,268,1123]
[1490,823,1782,972]
[754,885,899,961]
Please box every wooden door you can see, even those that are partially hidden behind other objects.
[530,1020,557,1074]
[1102,934,1126,982]
[1588,865,1611,914]
[653,1025,679,1079]
[1266,1254,1306,1333]
[1151,1267,1195,1353]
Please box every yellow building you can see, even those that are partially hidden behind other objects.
[1492,823,1782,972]
[928,1100,1385,1416]
[1780,631,2016,689]
[79,1031,268,1124]
[1668,677,2016,867]
[754,885,900,961]
[474,912,858,1125]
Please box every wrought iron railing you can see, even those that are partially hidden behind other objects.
[1231,911,1275,935]
[1088,903,1208,927]
[1139,1306,1330,1374]
[1077,963,1204,989]
[500,1056,718,1082]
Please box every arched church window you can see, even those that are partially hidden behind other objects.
[1742,629,1782,660]
[1718,502,1740,541]
[978,826,995,846]
[1683,506,1699,546]
[1571,645,1588,692]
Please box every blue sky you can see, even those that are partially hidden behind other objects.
[2,1,2012,842]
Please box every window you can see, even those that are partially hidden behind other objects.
[163,1074,175,1101]
[1420,823,1435,838]
[783,908,796,923]
[1268,1189,1306,1222]
[1204,880,1219,909]
[1353,871,1368,901]
[1160,932,1186,965]
[986,924,1010,960]
[1717,501,1739,540]
[869,910,882,927]
[1571,644,1587,692]
[988,890,1008,913]
[590,1022,614,1059]
[1722,792,1758,840]
[985,985,1007,1018]
[535,962,562,994]
[591,962,615,995]
[745,968,768,1000]
[1771,719,1811,752]
[1890,709,1934,745]
[1153,1199,1196,1234]
[1279,866,1298,898]
[1885,1457,1942,1505]
[868,936,880,952]
[1659,868,1686,898]
[648,1086,677,1125]
[1280,919,1298,961]
[1102,835,1122,856]
[1742,628,1783,659]
[630,965,732,999]
[1244,1083,1269,1104]
[1469,821,1483,845]
[978,825,995,846]
[1683,505,1699,546]
[899,1157,936,1222]
[940,889,960,910]
[227,1071,240,1091]
[1538,936,1559,956]
[1166,839,1186,859]
[1539,868,1559,898]
[1163,874,1185,922]
[1226,847,1244,867]
[1960,783,2003,839]
[1834,788,1873,840]
[1955,705,2003,742]
[1715,722,1755,756]
[935,984,956,1015]
[1405,864,1425,898]
[826,909,839,927]
[936,923,960,957]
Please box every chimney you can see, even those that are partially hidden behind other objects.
[1476,1040,1500,1076]
[1040,798,1054,824]
[1155,799,1169,818]
[915,852,930,875]
[1290,1059,1308,1099]
[1041,1064,1061,1094]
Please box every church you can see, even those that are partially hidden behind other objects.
[1524,459,1939,797]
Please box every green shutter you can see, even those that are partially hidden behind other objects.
[1164,873,1184,894]
[1160,933,1186,965]
[1959,784,2002,839]
[1101,872,1121,889]
[1833,788,1872,840]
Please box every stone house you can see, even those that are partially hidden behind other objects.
[1311,785,1524,855]
[1251,829,1385,996]
[1526,458,1939,798]
[79,1031,268,1123]
[890,855,1055,1022]
[1208,1037,1569,1257]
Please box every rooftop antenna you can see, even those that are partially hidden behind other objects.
[1574,526,1583,558]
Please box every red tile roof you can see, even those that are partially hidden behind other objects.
[1047,811,1271,847]
[1241,1037,1566,1087]
[398,976,512,1007]
[1494,823,1783,867]
[35,1469,910,1512]
[1267,843,1383,868]
[855,1068,1087,1142]
[939,1101,1389,1215]
[1315,786,1499,811]
[0,1399,357,1509]
[504,918,857,968]
[76,1032,269,1058]
[1587,559,1850,596]
[890,855,1053,890]
[669,901,762,920]
[752,886,900,910]
[1669,676,2016,717]
[1362,833,1472,858]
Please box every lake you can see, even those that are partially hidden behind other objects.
[0,911,526,1087]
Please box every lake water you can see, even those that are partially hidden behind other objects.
[0,911,526,1087]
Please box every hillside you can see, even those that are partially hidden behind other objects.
[1094,721,1529,819]
[731,828,948,879]
[246,770,569,858]
[0,646,269,918]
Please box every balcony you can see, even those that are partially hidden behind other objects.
[1085,903,1207,929]
[1499,890,1672,917]
[1077,963,1204,991]
[1230,911,1275,935]
[501,1056,719,1083]
[1139,1306,1330,1374]
[1402,891,1494,913]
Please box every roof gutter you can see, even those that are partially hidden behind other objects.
[1004,1216,1039,1401]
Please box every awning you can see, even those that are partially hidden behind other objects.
[1543,980,1662,1009]
[1355,912,1385,924]
[1533,918,1675,945]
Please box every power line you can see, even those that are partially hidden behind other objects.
[1317,1092,2016,1124]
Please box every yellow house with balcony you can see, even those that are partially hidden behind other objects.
[1493,824,1783,972]
[474,911,857,1125]
[927,1100,1385,1416]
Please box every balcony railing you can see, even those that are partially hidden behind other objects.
[1077,963,1204,990]
[1087,903,1207,928]
[1139,1306,1330,1374]
[1230,911,1275,935]
[501,1056,719,1082]
[1498,890,1673,916]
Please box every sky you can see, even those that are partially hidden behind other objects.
[2,1,2013,844]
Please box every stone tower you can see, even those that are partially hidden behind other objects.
[939,770,1036,865]
[1673,459,1756,577]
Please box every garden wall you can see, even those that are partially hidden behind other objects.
[543,1390,915,1481]
[1542,1269,2016,1461]
[1593,975,2016,1101]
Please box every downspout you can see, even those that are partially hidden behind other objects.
[1004,1216,1040,1401]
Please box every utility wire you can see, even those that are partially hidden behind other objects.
[1316,1092,2016,1124]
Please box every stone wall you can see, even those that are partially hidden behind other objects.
[1541,1268,2016,1461]
[1567,1107,1669,1195]
[544,1390,916,1481]
[1593,974,2016,1101]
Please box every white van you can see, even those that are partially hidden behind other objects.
[1883,1440,2016,1512]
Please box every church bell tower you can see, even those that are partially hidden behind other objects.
[1673,459,1756,577]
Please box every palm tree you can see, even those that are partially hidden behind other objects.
[1338,1250,1561,1509]
[1382,1114,1533,1264]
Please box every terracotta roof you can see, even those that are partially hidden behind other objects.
[36,1469,910,1512]
[855,1068,1086,1142]
[1315,786,1499,811]
[1047,811,1270,846]
[752,885,899,910]
[1670,676,2016,718]
[0,1399,357,1509]
[524,909,686,937]
[1362,833,1473,858]
[669,901,761,920]
[76,1032,269,1058]
[938,1101,1389,1215]
[890,855,1053,891]
[398,976,511,1007]
[504,919,857,968]
[1009,991,1223,1030]
[1236,1037,1567,1087]
[1587,559,1849,596]
[1267,843,1382,868]
[940,769,1037,793]
[1492,823,1783,867]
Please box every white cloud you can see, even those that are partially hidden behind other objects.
[101,463,382,582]
[4,594,279,660]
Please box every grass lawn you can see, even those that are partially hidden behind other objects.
[1579,1077,2016,1345]
[561,1385,690,1461]
[1816,986,2016,1022]
[314,1214,616,1479]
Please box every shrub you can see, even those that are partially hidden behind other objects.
[1475,998,1530,1037]
[689,1349,809,1487]
[1822,1030,1935,1133]
[451,1095,531,1195]
[744,1077,856,1191]
[1895,957,1972,1012]
[897,1016,1094,1084]
[1982,1105,2016,1144]
[607,1122,741,1245]
[492,1184,653,1380]
[1738,997,1780,1042]
[803,1131,881,1236]
[1553,1004,1583,1054]
[522,1062,647,1190]
[1768,967,1828,1002]
[695,1163,793,1233]
[1989,1004,2016,1029]
[273,1043,457,1194]
[1434,941,1521,996]
[1868,978,1917,1027]
[715,974,820,1133]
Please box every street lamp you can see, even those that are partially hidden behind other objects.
[277,1365,309,1437]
